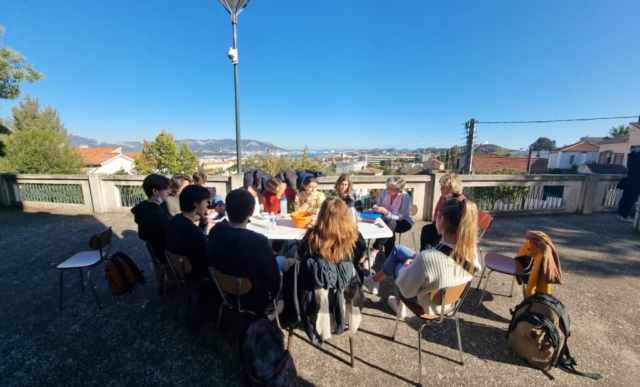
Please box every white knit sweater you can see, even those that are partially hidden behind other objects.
[395,244,481,316]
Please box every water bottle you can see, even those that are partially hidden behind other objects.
[280,197,288,215]
[269,212,277,230]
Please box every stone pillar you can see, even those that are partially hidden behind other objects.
[577,174,601,215]
[87,174,106,213]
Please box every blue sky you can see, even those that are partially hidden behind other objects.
[2,0,639,151]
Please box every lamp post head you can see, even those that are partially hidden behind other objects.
[219,0,250,16]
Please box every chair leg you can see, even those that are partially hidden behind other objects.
[161,270,168,318]
[273,300,281,329]
[475,265,487,290]
[287,326,294,350]
[59,270,64,311]
[510,276,516,297]
[216,304,224,332]
[86,268,102,310]
[478,269,493,306]
[417,324,427,386]
[349,335,356,368]
[78,269,84,292]
[411,230,417,251]
[391,300,402,340]
[173,283,182,320]
[455,317,464,365]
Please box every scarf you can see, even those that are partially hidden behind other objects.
[382,190,403,215]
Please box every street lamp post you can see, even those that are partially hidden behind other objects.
[218,0,250,175]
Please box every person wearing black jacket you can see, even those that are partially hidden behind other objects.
[208,189,281,314]
[131,174,172,262]
[618,148,640,222]
[166,185,211,282]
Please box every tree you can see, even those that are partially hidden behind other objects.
[298,146,323,171]
[1,96,83,173]
[609,124,630,138]
[530,137,557,151]
[0,26,44,100]
[134,130,197,175]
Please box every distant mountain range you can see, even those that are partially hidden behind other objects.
[70,135,285,156]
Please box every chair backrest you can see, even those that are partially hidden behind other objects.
[89,227,113,260]
[428,281,471,321]
[410,204,418,217]
[210,268,253,312]
[477,210,493,240]
[165,251,192,283]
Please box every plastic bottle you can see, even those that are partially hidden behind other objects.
[269,212,277,230]
[280,197,288,215]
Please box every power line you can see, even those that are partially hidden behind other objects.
[477,115,637,125]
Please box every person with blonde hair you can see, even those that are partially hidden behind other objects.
[420,173,465,250]
[330,173,355,208]
[369,176,414,261]
[364,198,481,317]
[295,197,358,263]
[294,176,326,214]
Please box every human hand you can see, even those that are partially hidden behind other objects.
[277,183,287,196]
[214,204,226,214]
[403,259,414,267]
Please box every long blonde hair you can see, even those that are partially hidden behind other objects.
[438,198,478,274]
[305,197,357,264]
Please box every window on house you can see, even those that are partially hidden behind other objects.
[569,155,575,164]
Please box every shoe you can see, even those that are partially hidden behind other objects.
[617,215,634,223]
[363,275,380,295]
[388,296,407,319]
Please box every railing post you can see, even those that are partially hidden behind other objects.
[229,175,243,191]
[87,174,106,213]
[577,174,601,215]
[428,173,442,221]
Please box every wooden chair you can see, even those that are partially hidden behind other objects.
[165,251,192,319]
[397,204,419,249]
[209,267,280,332]
[392,282,471,386]
[57,227,112,310]
[475,252,526,306]
[476,210,493,269]
[146,242,171,317]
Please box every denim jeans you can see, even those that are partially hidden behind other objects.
[381,245,419,300]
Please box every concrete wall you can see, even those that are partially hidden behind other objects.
[0,172,627,220]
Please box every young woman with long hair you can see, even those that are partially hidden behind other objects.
[294,176,326,215]
[364,198,481,317]
[330,173,355,208]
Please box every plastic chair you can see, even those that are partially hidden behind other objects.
[475,210,493,268]
[397,204,419,249]
[392,282,471,386]
[146,242,171,317]
[209,267,280,332]
[57,227,112,310]
[475,252,526,306]
[165,251,192,319]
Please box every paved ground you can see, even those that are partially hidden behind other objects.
[0,208,638,386]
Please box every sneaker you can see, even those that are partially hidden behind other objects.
[617,215,634,223]
[363,275,380,295]
[388,296,407,319]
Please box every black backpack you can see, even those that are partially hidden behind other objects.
[507,293,600,380]
[105,252,145,294]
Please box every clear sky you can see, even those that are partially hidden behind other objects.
[2,0,639,151]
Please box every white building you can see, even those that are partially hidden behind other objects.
[335,161,367,174]
[510,150,550,159]
[547,141,599,170]
[77,146,139,174]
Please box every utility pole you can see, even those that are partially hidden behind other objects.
[463,118,476,174]
[526,145,533,174]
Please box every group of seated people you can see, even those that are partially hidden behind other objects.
[131,170,479,337]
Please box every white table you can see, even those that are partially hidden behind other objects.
[247,216,392,269]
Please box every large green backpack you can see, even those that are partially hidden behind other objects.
[507,293,600,380]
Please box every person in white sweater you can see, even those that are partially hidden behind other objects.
[364,198,481,317]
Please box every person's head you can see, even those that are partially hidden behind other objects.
[305,197,358,264]
[225,189,256,224]
[265,177,283,193]
[192,172,207,187]
[302,176,318,195]
[169,174,192,196]
[439,173,463,196]
[179,185,212,218]
[385,176,406,199]
[436,198,478,274]
[334,174,353,196]
[142,174,170,203]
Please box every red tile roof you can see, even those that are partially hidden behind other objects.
[472,156,548,174]
[598,135,629,145]
[123,152,141,160]
[77,147,122,165]
[555,141,599,152]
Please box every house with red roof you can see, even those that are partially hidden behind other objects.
[77,146,138,174]
[547,141,599,170]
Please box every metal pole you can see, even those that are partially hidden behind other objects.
[232,17,242,175]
